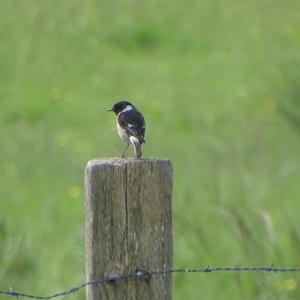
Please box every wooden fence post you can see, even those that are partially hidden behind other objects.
[84,158,173,300]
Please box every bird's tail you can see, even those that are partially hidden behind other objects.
[134,143,142,159]
[130,136,142,159]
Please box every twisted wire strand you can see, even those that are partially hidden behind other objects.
[1,265,300,299]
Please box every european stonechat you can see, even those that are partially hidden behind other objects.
[108,101,146,159]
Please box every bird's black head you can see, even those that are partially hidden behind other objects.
[108,101,134,114]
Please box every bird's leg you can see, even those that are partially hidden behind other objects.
[121,144,130,158]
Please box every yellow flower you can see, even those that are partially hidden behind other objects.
[73,142,86,153]
[68,185,82,198]
[4,163,17,177]
[263,99,276,111]
[51,86,63,99]
[276,278,297,292]
[285,278,297,291]
[56,134,69,147]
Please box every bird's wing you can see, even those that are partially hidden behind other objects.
[118,110,146,143]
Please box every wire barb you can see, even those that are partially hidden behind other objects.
[204,266,212,272]
[266,261,273,271]
[1,265,300,299]
[135,268,152,279]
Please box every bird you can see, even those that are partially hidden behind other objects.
[108,101,146,159]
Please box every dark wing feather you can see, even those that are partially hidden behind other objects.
[118,109,146,143]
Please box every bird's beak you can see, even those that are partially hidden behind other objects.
[107,108,113,112]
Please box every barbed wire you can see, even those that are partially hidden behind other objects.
[1,265,300,299]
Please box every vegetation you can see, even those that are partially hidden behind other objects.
[1,0,300,298]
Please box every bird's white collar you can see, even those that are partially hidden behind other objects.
[122,105,133,112]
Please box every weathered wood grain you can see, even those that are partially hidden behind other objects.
[85,158,173,300]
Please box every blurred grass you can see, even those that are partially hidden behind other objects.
[0,0,300,299]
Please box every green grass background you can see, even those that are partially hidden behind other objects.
[1,0,300,299]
